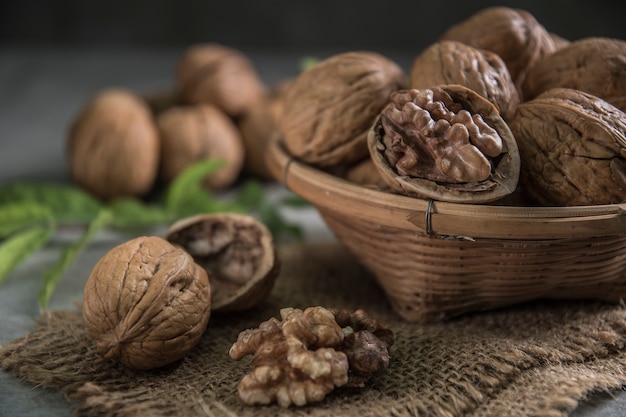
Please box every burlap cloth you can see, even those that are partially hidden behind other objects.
[2,241,626,417]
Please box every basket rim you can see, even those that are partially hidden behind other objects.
[267,139,626,240]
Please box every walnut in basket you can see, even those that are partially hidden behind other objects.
[368,85,520,203]
[509,88,626,206]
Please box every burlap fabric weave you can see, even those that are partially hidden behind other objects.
[2,242,626,417]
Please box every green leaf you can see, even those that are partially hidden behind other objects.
[38,208,111,310]
[234,180,265,209]
[257,204,303,242]
[0,224,55,284]
[0,182,103,223]
[279,194,311,208]
[108,198,170,230]
[0,202,54,237]
[164,159,226,218]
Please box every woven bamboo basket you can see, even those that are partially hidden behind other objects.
[267,138,626,322]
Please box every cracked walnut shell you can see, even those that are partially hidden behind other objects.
[82,236,211,371]
[166,213,279,312]
[368,85,520,203]
[279,51,406,168]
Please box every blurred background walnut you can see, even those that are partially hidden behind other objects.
[67,88,160,200]
[156,104,245,190]
[82,236,212,371]
[176,43,266,118]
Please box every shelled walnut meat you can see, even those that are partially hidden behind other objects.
[82,236,211,371]
[410,40,520,120]
[68,88,160,200]
[279,51,406,169]
[166,213,279,312]
[229,306,394,407]
[368,85,520,203]
[509,88,626,206]
[156,104,245,190]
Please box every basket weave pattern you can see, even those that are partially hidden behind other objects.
[268,139,626,322]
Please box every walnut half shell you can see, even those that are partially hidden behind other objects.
[166,213,279,312]
[82,236,211,371]
[368,85,520,203]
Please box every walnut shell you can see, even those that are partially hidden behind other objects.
[238,79,292,180]
[68,88,160,200]
[279,51,406,169]
[166,213,279,312]
[176,43,266,118]
[368,85,520,203]
[509,88,626,206]
[156,104,245,190]
[410,40,520,120]
[82,236,211,371]
[440,6,557,96]
[522,37,626,112]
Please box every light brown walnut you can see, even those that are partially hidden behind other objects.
[82,236,211,371]
[279,51,406,169]
[67,88,160,200]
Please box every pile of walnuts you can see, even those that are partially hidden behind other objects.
[278,6,626,206]
[68,43,283,201]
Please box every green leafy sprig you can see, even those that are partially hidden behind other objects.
[0,159,306,310]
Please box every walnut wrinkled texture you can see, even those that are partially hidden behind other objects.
[156,104,245,190]
[368,85,520,203]
[229,307,394,408]
[440,6,557,96]
[509,88,626,206]
[176,43,266,118]
[279,51,406,168]
[410,40,520,120]
[522,37,626,112]
[82,236,211,371]
[166,213,279,312]
[67,88,160,200]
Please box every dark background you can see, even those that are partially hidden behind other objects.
[1,0,625,53]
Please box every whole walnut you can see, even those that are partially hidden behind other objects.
[156,104,245,190]
[68,88,160,200]
[522,37,626,112]
[410,40,520,120]
[509,88,626,206]
[176,43,266,118]
[82,236,211,371]
[279,51,406,169]
[440,6,557,96]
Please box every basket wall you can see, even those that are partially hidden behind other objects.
[320,209,626,322]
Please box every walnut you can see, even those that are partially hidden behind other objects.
[176,43,266,118]
[522,37,626,112]
[229,307,393,407]
[165,213,279,312]
[440,6,557,96]
[238,79,292,180]
[156,104,245,190]
[410,40,520,120]
[279,51,406,169]
[67,88,160,200]
[368,85,520,203]
[82,236,211,371]
[509,88,626,206]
